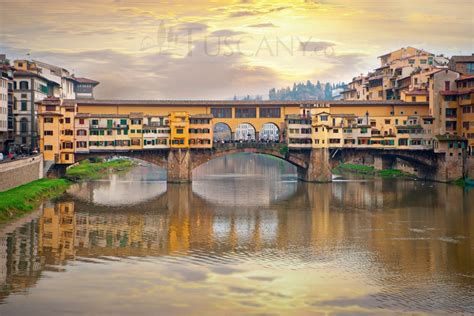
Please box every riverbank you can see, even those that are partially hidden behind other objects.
[66,159,134,181]
[0,178,71,223]
[0,159,135,223]
[333,163,416,179]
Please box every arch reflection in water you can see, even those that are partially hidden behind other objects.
[67,164,167,206]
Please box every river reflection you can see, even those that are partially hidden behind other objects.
[0,155,473,315]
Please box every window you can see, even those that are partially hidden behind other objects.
[445,81,450,91]
[65,118,71,123]
[44,145,53,151]
[176,128,184,134]
[211,108,232,118]
[44,117,54,123]
[77,129,87,136]
[384,119,391,124]
[21,100,27,111]
[91,119,99,126]
[260,107,281,118]
[120,119,127,125]
[19,81,29,90]
[131,119,141,125]
[45,105,56,111]
[320,115,328,121]
[44,130,53,136]
[79,119,85,124]
[76,141,87,148]
[20,118,28,132]
[466,63,474,74]
[235,108,256,118]
[411,96,416,102]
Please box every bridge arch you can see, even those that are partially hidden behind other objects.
[213,122,233,142]
[234,122,256,141]
[259,122,280,142]
[190,146,309,172]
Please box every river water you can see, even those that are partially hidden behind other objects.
[0,154,473,315]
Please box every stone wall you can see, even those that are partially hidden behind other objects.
[0,155,43,192]
[467,157,474,179]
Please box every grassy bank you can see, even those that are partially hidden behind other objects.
[334,163,413,179]
[0,178,71,223]
[66,159,134,181]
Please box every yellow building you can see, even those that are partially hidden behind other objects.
[169,111,189,149]
[285,114,312,149]
[189,114,213,149]
[401,90,429,102]
[38,97,75,164]
[456,76,474,155]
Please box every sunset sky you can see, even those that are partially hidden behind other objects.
[1,0,473,99]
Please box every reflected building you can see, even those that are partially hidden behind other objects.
[0,176,472,310]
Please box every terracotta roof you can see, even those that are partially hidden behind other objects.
[129,112,144,119]
[404,89,428,96]
[88,114,129,118]
[76,113,91,118]
[440,90,459,96]
[450,55,474,63]
[39,112,63,116]
[71,99,429,107]
[456,75,474,82]
[72,77,100,85]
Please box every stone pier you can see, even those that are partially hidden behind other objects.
[297,148,332,182]
[374,155,395,170]
[167,149,192,183]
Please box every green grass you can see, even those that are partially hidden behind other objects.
[0,178,71,223]
[337,163,375,174]
[334,163,413,179]
[66,159,134,180]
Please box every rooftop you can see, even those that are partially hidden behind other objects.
[69,99,429,107]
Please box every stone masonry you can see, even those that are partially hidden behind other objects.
[0,155,43,192]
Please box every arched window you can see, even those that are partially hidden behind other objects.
[19,81,29,90]
[20,118,28,133]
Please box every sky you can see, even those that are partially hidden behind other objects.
[0,0,473,100]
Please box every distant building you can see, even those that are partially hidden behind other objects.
[10,59,99,150]
[449,55,474,75]
[13,60,54,149]
[72,76,99,99]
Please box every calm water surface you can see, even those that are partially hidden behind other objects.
[0,154,473,315]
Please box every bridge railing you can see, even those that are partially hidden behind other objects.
[212,140,287,152]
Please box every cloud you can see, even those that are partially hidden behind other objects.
[210,29,246,37]
[228,5,290,18]
[299,41,335,53]
[247,23,277,28]
[24,42,281,100]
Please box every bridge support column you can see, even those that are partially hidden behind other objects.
[298,148,332,182]
[434,151,467,182]
[374,156,394,170]
[167,149,192,183]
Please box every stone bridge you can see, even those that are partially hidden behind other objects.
[73,143,466,183]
